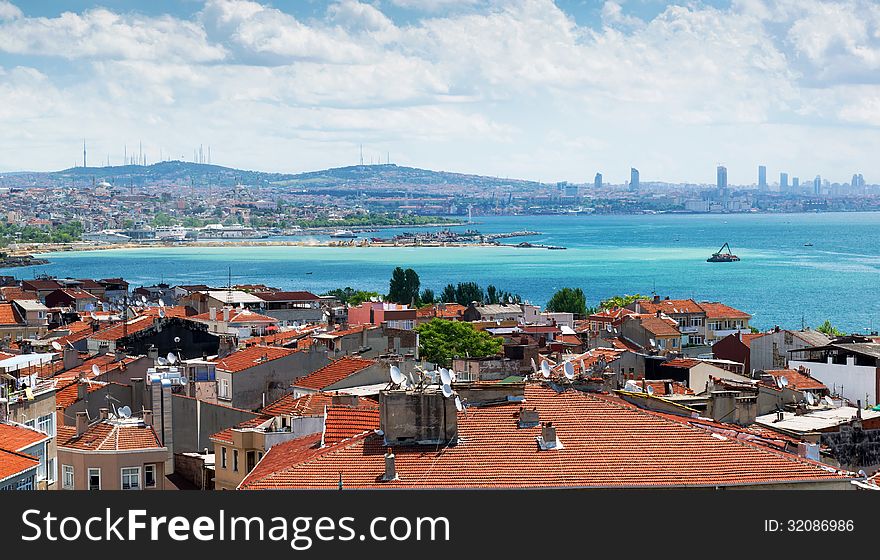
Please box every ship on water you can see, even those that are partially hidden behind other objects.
[707,242,740,262]
[329,229,358,238]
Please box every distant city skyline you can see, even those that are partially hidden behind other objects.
[1,0,879,184]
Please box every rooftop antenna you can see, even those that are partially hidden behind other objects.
[439,368,452,386]
[83,139,87,168]
[646,385,655,395]
[441,383,454,398]
[563,361,575,380]
[805,392,815,406]
[779,376,789,388]
[91,364,101,377]
[166,352,177,365]
[118,405,132,419]
[359,144,364,166]
[540,360,551,379]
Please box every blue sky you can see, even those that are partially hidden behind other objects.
[1,0,879,185]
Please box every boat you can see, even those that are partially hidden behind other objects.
[804,242,814,247]
[707,242,740,262]
[154,226,188,241]
[329,229,358,238]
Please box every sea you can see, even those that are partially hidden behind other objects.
[3,212,879,332]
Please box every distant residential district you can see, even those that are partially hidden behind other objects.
[3,273,880,491]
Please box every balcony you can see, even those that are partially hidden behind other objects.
[713,328,748,338]
[679,325,701,334]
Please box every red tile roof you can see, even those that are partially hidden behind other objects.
[637,299,704,314]
[90,315,155,341]
[764,369,828,391]
[318,325,377,338]
[323,405,380,446]
[698,302,751,320]
[663,358,701,369]
[292,356,376,390]
[0,287,38,302]
[0,422,50,451]
[53,288,99,300]
[0,303,21,325]
[240,384,853,489]
[58,420,164,451]
[213,345,296,374]
[262,392,334,417]
[54,379,107,409]
[0,448,39,483]
[635,315,681,337]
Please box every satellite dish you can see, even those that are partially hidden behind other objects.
[649,339,656,347]
[646,385,655,395]
[563,361,575,380]
[51,341,63,351]
[90,312,98,320]
[389,365,404,385]
[540,360,551,378]
[624,379,641,392]
[530,357,537,373]
[101,302,110,312]
[775,376,784,389]
[158,309,166,319]
[141,296,148,305]
[780,376,789,388]
[166,352,177,365]
[118,406,131,418]
[805,392,815,405]
[158,298,166,308]
[455,396,463,411]
[508,296,513,304]
[580,359,586,375]
[439,368,451,385]
[173,337,181,343]
[179,376,188,385]
[449,370,457,382]
[823,396,835,407]
[91,364,100,376]
[441,383,454,398]
[370,296,377,302]
[157,357,168,366]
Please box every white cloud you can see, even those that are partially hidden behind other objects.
[0,0,21,21]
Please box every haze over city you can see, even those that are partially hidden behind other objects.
[1,0,879,184]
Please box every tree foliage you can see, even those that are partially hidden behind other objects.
[598,293,646,310]
[817,320,845,337]
[324,287,379,306]
[415,318,503,367]
[420,288,436,305]
[388,267,420,305]
[438,281,521,306]
[546,287,588,316]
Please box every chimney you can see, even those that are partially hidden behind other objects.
[63,347,82,370]
[143,409,153,427]
[209,307,217,321]
[653,294,660,304]
[382,448,398,481]
[99,407,109,420]
[518,407,539,428]
[540,422,558,449]
[76,380,86,400]
[76,411,88,436]
[222,307,231,322]
[114,348,126,362]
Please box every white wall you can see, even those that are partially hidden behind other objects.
[790,360,877,406]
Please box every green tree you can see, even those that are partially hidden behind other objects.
[546,287,588,316]
[420,288,436,305]
[817,320,845,337]
[415,318,503,367]
[404,268,421,306]
[599,293,646,310]
[440,284,457,304]
[455,282,484,305]
[324,287,379,306]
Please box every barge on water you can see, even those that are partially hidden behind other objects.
[707,243,740,262]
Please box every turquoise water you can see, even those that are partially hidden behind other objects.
[3,212,879,332]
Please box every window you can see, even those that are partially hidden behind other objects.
[221,447,227,469]
[24,419,35,429]
[233,449,239,472]
[88,468,101,490]
[218,379,230,400]
[144,464,156,488]
[46,457,55,484]
[37,414,55,437]
[246,451,256,472]
[121,467,141,490]
[62,465,74,489]
[17,478,34,490]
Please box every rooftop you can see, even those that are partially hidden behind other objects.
[292,356,377,390]
[0,422,50,452]
[57,418,164,452]
[240,384,853,489]
[213,345,296,374]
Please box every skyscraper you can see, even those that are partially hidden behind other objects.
[716,165,728,190]
[758,165,767,190]
[813,175,821,195]
[792,177,799,190]
[630,168,640,191]
[780,172,789,191]
[594,172,603,190]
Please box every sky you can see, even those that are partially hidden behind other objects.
[1,0,879,185]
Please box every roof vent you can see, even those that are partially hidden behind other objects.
[537,422,563,450]
[518,407,539,428]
